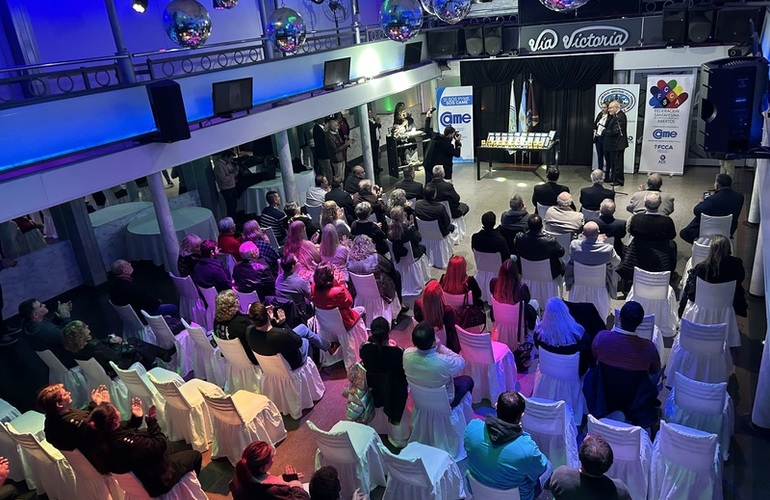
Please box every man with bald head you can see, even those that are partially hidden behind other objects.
[107,259,179,318]
[626,172,675,215]
[620,191,678,279]
[565,221,621,297]
[344,165,366,194]
[603,100,628,186]
[544,192,584,235]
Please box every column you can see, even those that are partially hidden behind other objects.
[104,0,136,84]
[147,172,179,275]
[356,104,375,181]
[49,201,108,286]
[255,0,275,60]
[276,131,299,203]
[750,228,764,296]
[749,157,765,224]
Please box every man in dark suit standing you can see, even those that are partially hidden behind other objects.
[393,166,425,200]
[429,165,469,218]
[532,166,570,209]
[368,107,382,173]
[423,109,462,182]
[603,101,628,186]
[415,184,455,237]
[514,214,566,279]
[679,173,745,244]
[312,118,331,180]
[579,169,615,212]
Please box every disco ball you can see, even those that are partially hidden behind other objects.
[380,0,423,43]
[434,0,471,24]
[267,7,307,54]
[419,0,435,15]
[538,0,591,13]
[162,0,212,48]
[212,0,238,9]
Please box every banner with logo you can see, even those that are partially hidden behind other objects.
[437,86,475,163]
[639,75,694,175]
[594,84,640,174]
[520,18,643,55]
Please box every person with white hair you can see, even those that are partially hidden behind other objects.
[217,216,243,261]
[427,165,469,218]
[544,192,584,235]
[592,199,626,259]
[579,169,615,211]
[565,221,621,298]
[626,172,675,215]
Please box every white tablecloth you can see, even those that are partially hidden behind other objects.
[126,207,217,271]
[237,170,315,214]
[90,202,154,269]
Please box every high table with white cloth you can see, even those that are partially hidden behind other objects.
[89,201,153,269]
[238,170,315,214]
[125,206,217,271]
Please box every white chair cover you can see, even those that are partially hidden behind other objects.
[580,207,600,219]
[113,471,207,500]
[680,239,711,289]
[196,286,218,336]
[664,372,734,460]
[265,226,281,251]
[536,202,549,219]
[549,231,573,266]
[441,200,465,245]
[219,253,237,278]
[35,350,89,408]
[75,358,131,417]
[569,261,610,319]
[235,290,259,313]
[665,319,730,384]
[216,337,263,394]
[456,326,519,404]
[0,410,44,488]
[200,390,287,465]
[520,258,563,311]
[141,311,194,377]
[350,273,401,327]
[683,278,741,348]
[147,376,217,452]
[168,274,208,331]
[521,397,579,469]
[613,311,667,368]
[466,471,521,500]
[181,319,227,387]
[307,420,388,499]
[650,421,723,500]
[110,301,154,343]
[306,204,322,225]
[378,441,465,500]
[314,307,367,371]
[586,415,652,500]
[4,426,76,500]
[368,405,412,449]
[627,267,679,338]
[473,250,502,303]
[491,296,527,351]
[532,349,586,424]
[443,291,471,312]
[408,383,473,461]
[60,448,124,500]
[386,240,430,297]
[253,353,325,419]
[416,217,452,269]
[699,213,732,239]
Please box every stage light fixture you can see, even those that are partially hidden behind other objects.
[132,0,148,13]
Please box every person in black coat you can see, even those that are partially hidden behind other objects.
[471,211,513,264]
[350,201,390,256]
[423,111,462,181]
[312,118,332,180]
[368,107,382,172]
[325,176,356,224]
[500,194,530,253]
[514,214,565,279]
[213,290,259,365]
[586,199,626,259]
[232,241,275,299]
[603,101,628,186]
[414,184,455,237]
[532,166,571,209]
[192,240,233,292]
[107,260,179,317]
[620,192,677,279]
[393,166,425,200]
[428,166,469,218]
[387,206,426,263]
[579,169,615,211]
[683,234,747,317]
[679,173,745,244]
[344,165,367,194]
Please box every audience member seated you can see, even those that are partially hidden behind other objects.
[565,222,621,298]
[311,263,365,330]
[87,401,202,498]
[620,192,677,280]
[414,281,461,353]
[489,259,537,327]
[428,165,469,218]
[386,188,414,219]
[285,202,320,241]
[387,206,426,264]
[352,179,387,227]
[217,217,243,261]
[108,259,179,317]
[192,240,233,292]
[20,298,77,368]
[260,190,288,245]
[589,199,626,259]
[534,298,593,376]
[282,221,321,281]
[306,174,329,208]
[214,290,258,365]
[580,169,615,211]
[682,234,747,318]
[321,200,352,240]
[472,211,514,265]
[325,176,356,224]
[275,254,312,322]
[403,320,473,407]
[350,202,389,256]
[344,166,367,194]
[626,172,675,215]
[464,391,549,500]
[393,165,425,200]
[347,235,405,306]
[545,192,584,236]
[680,173,745,244]
[546,434,632,499]
[440,255,483,308]
[319,223,349,273]
[414,184,455,237]
[233,242,275,299]
[177,234,202,277]
[308,466,343,500]
[229,441,309,500]
[533,166,570,208]
[515,215,566,279]
[500,194,530,251]
[242,220,280,272]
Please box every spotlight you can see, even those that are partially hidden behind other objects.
[132,0,148,13]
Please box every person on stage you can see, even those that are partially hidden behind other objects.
[603,101,628,187]
[593,102,609,173]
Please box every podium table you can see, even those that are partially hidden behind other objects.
[475,140,560,181]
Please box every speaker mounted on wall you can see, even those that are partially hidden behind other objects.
[688,5,714,44]
[483,24,503,56]
[662,5,687,45]
[464,26,484,57]
[146,80,191,143]
[715,7,765,44]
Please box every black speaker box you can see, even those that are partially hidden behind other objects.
[688,6,714,44]
[501,26,519,55]
[662,6,687,45]
[464,26,484,56]
[696,57,769,155]
[427,30,463,59]
[483,24,503,55]
[146,80,190,143]
[715,7,764,44]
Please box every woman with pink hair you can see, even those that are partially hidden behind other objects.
[282,220,320,281]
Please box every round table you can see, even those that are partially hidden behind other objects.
[238,170,316,214]
[89,202,154,269]
[89,202,153,228]
[126,206,217,271]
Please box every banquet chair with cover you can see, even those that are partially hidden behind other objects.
[215,337,263,394]
[613,312,667,368]
[650,421,723,500]
[168,274,209,330]
[569,262,610,320]
[627,267,679,338]
[350,273,401,327]
[35,350,89,408]
[683,278,741,348]
[265,227,281,252]
[196,286,218,337]
[456,326,519,404]
[181,319,227,387]
[219,253,237,278]
[60,448,124,500]
[0,409,44,489]
[377,442,465,500]
[235,290,259,314]
[699,213,733,242]
[520,258,563,312]
[441,200,466,245]
[200,390,287,466]
[314,306,368,371]
[536,203,549,220]
[664,372,733,460]
[521,397,579,469]
[110,301,154,343]
[253,352,325,419]
[465,471,521,500]
[680,239,711,289]
[490,296,529,352]
[141,311,194,377]
[307,420,388,499]
[532,350,586,425]
[473,250,502,304]
[306,204,322,225]
[407,383,473,461]
[549,232,573,266]
[113,471,207,500]
[415,217,452,269]
[4,426,76,500]
[75,358,131,417]
[442,290,471,312]
[665,319,731,385]
[580,207,600,220]
[386,240,430,297]
[586,415,652,500]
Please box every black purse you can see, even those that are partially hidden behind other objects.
[456,292,486,330]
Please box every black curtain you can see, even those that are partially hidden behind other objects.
[460,55,613,166]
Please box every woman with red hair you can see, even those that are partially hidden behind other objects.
[413,280,460,353]
[229,441,308,499]
[490,258,538,327]
[439,255,483,308]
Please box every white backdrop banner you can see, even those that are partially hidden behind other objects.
[639,75,694,175]
[593,84,640,174]
[437,86,475,162]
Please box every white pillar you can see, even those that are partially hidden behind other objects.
[147,172,179,275]
[276,131,298,203]
[749,159,765,224]
[752,292,770,427]
[357,104,375,181]
[750,227,765,296]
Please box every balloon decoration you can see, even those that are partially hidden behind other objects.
[538,0,591,13]
[212,0,238,9]
[419,0,435,15]
[379,0,424,43]
[162,0,212,48]
[433,0,471,24]
[267,7,307,54]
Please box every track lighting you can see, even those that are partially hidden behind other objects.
[132,0,148,13]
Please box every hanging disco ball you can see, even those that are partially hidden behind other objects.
[212,0,238,9]
[267,7,307,54]
[163,0,212,48]
[433,0,471,24]
[419,0,435,15]
[538,0,591,13]
[380,0,423,43]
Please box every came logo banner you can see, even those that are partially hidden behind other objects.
[639,75,694,175]
[437,86,475,163]
[594,84,640,174]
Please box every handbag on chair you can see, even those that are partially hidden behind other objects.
[456,293,486,331]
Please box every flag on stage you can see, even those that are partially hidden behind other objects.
[527,77,539,130]
[508,81,518,133]
[519,80,528,132]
